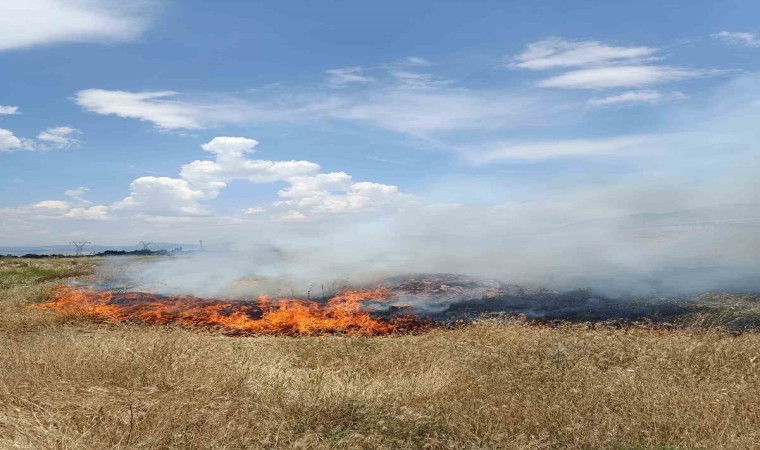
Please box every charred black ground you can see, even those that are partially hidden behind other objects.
[373,273,760,330]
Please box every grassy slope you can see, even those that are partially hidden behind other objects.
[0,258,759,449]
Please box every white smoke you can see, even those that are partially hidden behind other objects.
[81,72,760,299]
[110,169,760,299]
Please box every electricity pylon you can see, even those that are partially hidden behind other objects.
[70,241,90,256]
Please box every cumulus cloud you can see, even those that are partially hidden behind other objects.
[712,31,760,48]
[276,172,353,201]
[65,205,109,220]
[181,137,320,198]
[112,177,212,216]
[109,137,409,218]
[33,200,70,211]
[200,136,259,157]
[111,137,320,218]
[0,128,23,152]
[0,0,157,51]
[0,106,19,115]
[274,173,412,214]
[0,189,106,223]
[63,187,93,205]
[510,38,657,70]
[22,200,109,220]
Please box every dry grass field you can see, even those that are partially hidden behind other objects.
[1,258,759,449]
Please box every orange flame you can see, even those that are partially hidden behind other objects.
[39,286,427,336]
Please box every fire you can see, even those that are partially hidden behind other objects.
[39,286,427,336]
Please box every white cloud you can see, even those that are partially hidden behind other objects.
[75,89,236,130]
[400,57,431,67]
[588,90,687,106]
[274,173,412,214]
[64,187,89,198]
[182,156,322,192]
[386,70,453,89]
[712,31,760,48]
[65,205,109,220]
[538,65,703,89]
[21,200,108,220]
[75,90,257,130]
[511,38,657,70]
[0,129,23,152]
[37,126,80,148]
[64,187,90,198]
[112,137,319,218]
[74,56,560,135]
[467,135,651,164]
[34,200,70,210]
[199,136,259,158]
[589,90,663,106]
[181,137,320,198]
[276,172,353,201]
[112,177,212,216]
[1,126,81,152]
[0,106,19,115]
[75,83,551,137]
[511,38,712,94]
[332,89,545,136]
[0,0,157,51]
[281,210,308,221]
[325,67,374,88]
[108,137,413,218]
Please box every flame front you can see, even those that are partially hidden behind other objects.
[39,286,426,336]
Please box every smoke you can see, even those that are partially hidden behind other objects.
[108,173,760,300]
[98,72,760,300]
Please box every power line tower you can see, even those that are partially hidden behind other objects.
[139,241,153,251]
[70,241,90,256]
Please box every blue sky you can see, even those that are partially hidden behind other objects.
[1,0,760,246]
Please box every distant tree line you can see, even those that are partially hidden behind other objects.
[95,249,170,256]
[1,249,173,258]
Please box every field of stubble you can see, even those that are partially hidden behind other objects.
[1,257,758,449]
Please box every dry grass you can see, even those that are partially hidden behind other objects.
[1,258,759,449]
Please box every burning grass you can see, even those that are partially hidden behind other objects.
[2,257,760,449]
[38,286,428,336]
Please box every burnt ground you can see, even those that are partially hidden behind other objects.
[376,273,760,331]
